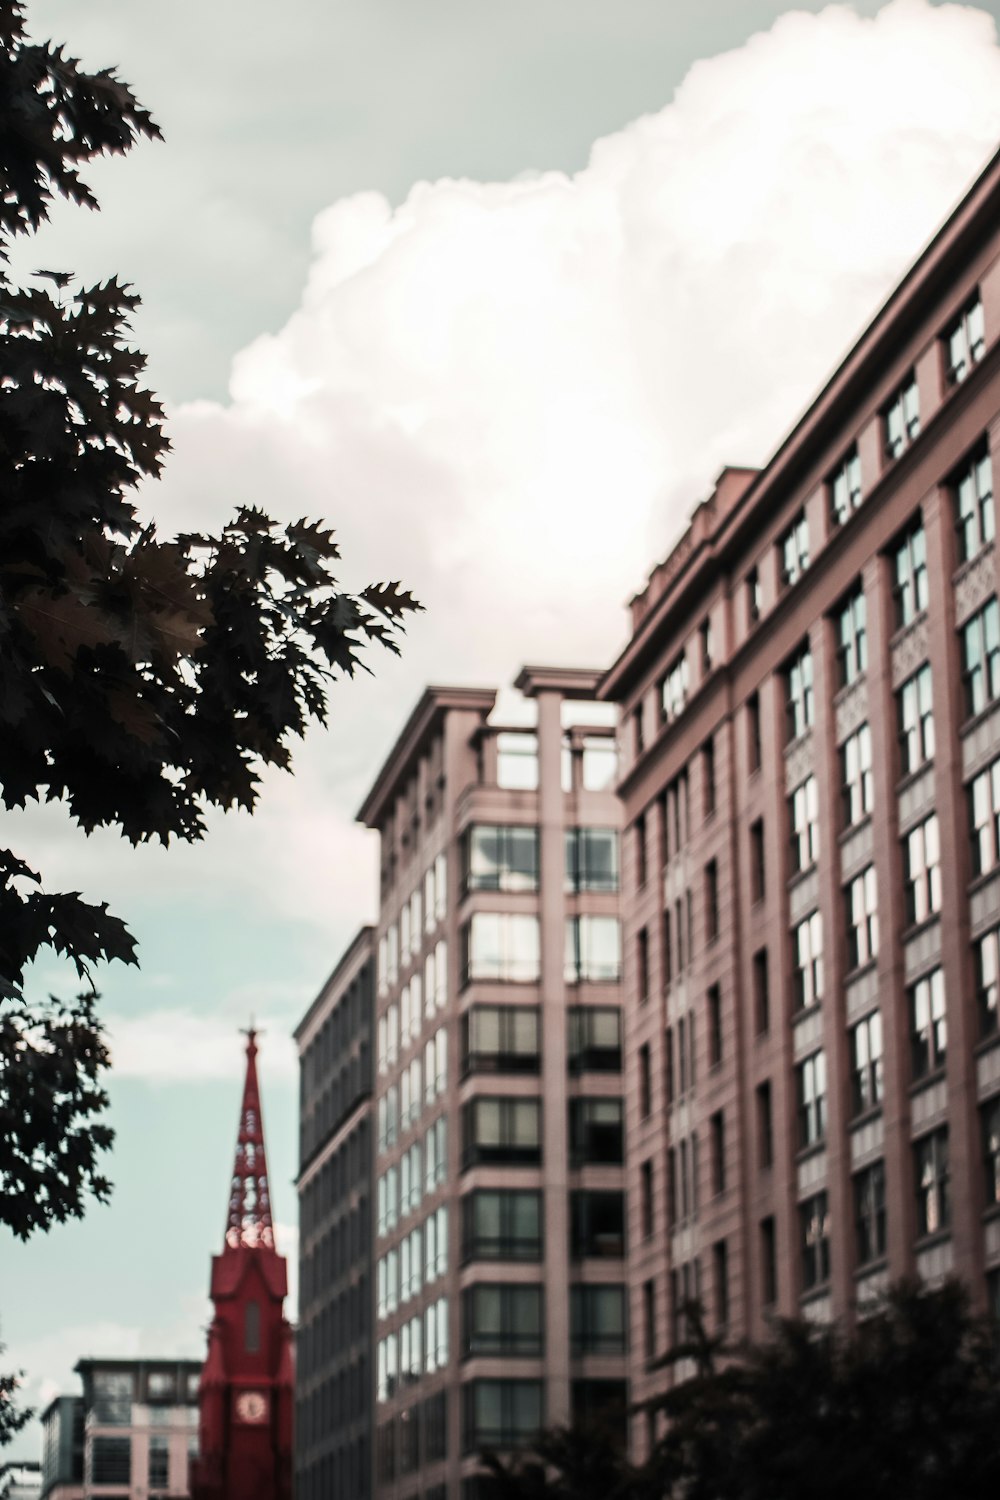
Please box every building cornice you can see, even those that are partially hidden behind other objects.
[355,686,497,829]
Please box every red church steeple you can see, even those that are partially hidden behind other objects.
[190,1030,294,1500]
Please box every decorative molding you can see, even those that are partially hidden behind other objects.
[788,868,820,925]
[976,1040,1000,1100]
[793,1007,824,1060]
[970,876,1000,936]
[890,615,930,690]
[953,545,997,627]
[801,1293,832,1325]
[962,705,1000,777]
[898,766,936,833]
[856,1266,889,1309]
[835,677,868,744]
[797,1149,827,1195]
[985,1216,1000,1265]
[915,1238,953,1285]
[840,820,874,884]
[850,1114,884,1168]
[911,1077,948,1131]
[845,966,880,1022]
[784,731,815,793]
[903,922,942,982]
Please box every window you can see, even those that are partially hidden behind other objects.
[90,1437,131,1485]
[746,566,762,625]
[785,643,814,742]
[464,826,539,892]
[570,1285,627,1354]
[914,1129,950,1237]
[564,915,622,983]
[636,927,650,1002]
[710,1110,726,1194]
[983,1098,1000,1209]
[462,1097,541,1169]
[903,814,941,924]
[463,912,540,983]
[944,293,985,385]
[910,967,946,1078]
[635,815,648,888]
[792,911,824,1010]
[642,1279,657,1359]
[838,724,873,832]
[750,818,766,902]
[91,1372,132,1425]
[462,1006,540,1075]
[747,691,762,772]
[975,927,999,1038]
[570,1190,626,1259]
[970,756,1000,875]
[707,985,723,1068]
[761,1217,777,1305]
[425,1296,449,1371]
[640,1162,654,1241]
[779,511,810,586]
[463,1284,543,1357]
[672,1260,700,1345]
[753,948,770,1034]
[850,1010,883,1115]
[661,653,690,723]
[149,1433,169,1489]
[713,1240,730,1329]
[565,827,619,892]
[962,595,1000,716]
[567,1007,622,1072]
[424,1027,447,1102]
[898,665,934,775]
[496,732,538,790]
[892,519,929,627]
[424,1115,447,1192]
[702,738,716,817]
[663,769,690,858]
[854,1161,887,1266]
[463,1381,543,1452]
[796,1051,827,1148]
[884,371,920,458]
[462,1190,542,1262]
[756,1081,773,1168]
[835,586,867,686]
[705,860,719,941]
[639,1043,652,1118]
[700,615,714,673]
[633,702,645,757]
[569,1098,624,1166]
[581,736,617,790]
[800,1192,830,1290]
[830,446,863,526]
[846,865,879,969]
[954,444,994,562]
[789,776,819,872]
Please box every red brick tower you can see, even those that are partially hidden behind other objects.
[190,1029,293,1500]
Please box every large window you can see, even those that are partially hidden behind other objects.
[463,1381,543,1452]
[910,967,947,1079]
[792,911,824,1010]
[90,1437,131,1485]
[903,814,941,925]
[462,1006,540,1075]
[892,519,929,627]
[789,776,819,872]
[796,1051,827,1149]
[954,444,994,563]
[943,293,985,385]
[898,665,934,775]
[660,652,690,723]
[569,1190,625,1259]
[914,1128,949,1237]
[841,723,874,826]
[835,586,867,686]
[564,915,622,983]
[850,1010,883,1115]
[564,828,619,892]
[463,913,540,983]
[854,1161,887,1266]
[581,736,617,791]
[496,732,538,790]
[975,927,999,1038]
[962,597,1000,717]
[463,1284,543,1357]
[91,1372,132,1425]
[149,1434,169,1489]
[830,447,863,526]
[970,755,1000,876]
[567,1007,622,1072]
[462,1097,541,1169]
[569,1098,624,1166]
[464,826,539,892]
[779,512,810,587]
[462,1189,542,1262]
[799,1192,830,1290]
[569,1285,627,1355]
[784,643,814,742]
[846,866,879,969]
[884,371,920,459]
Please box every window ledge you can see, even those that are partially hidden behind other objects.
[852,1255,888,1282]
[848,1104,883,1131]
[913,1228,951,1254]
[889,608,929,652]
[894,759,935,799]
[908,1066,947,1098]
[843,956,879,986]
[795,1141,827,1165]
[838,811,873,847]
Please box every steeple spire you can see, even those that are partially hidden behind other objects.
[224,1027,275,1252]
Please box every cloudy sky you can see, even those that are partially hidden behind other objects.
[5,0,1000,1451]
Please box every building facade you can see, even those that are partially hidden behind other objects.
[295,927,375,1500]
[356,671,627,1499]
[599,145,1000,1449]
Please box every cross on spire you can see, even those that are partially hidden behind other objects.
[224,1026,275,1252]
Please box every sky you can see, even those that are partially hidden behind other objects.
[4,0,1000,1458]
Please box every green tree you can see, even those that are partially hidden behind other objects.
[478,1283,1000,1500]
[0,0,418,1433]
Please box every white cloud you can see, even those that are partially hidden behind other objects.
[106,1007,299,1083]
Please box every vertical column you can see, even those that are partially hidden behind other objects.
[536,689,571,1427]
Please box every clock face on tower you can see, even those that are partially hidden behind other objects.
[234,1390,269,1425]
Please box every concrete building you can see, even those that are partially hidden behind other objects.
[295,927,376,1500]
[0,1462,42,1500]
[599,144,1000,1448]
[39,1359,201,1499]
[354,671,626,1499]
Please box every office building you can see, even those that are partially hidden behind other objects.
[599,144,1000,1446]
